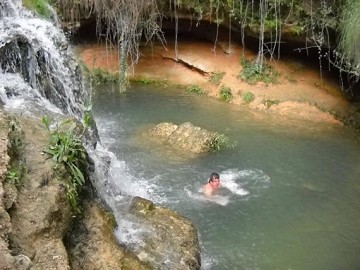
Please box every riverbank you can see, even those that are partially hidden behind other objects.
[77,38,359,129]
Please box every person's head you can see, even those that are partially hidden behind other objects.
[208,172,220,188]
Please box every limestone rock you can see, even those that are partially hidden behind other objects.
[67,199,151,270]
[149,122,218,153]
[129,196,201,270]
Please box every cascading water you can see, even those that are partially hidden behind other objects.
[0,0,87,117]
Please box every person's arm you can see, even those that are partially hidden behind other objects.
[203,183,213,196]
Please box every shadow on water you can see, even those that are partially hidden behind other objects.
[92,82,360,270]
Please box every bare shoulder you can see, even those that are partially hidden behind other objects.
[203,183,213,196]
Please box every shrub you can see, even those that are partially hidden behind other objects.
[219,85,233,102]
[242,91,255,103]
[239,58,279,85]
[210,133,237,151]
[186,84,206,95]
[209,71,226,85]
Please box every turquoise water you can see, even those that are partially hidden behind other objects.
[92,83,360,270]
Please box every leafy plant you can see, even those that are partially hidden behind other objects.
[210,133,237,152]
[209,71,226,85]
[242,91,255,103]
[6,167,21,186]
[219,85,233,102]
[42,116,88,213]
[263,99,280,108]
[186,84,206,95]
[239,58,279,85]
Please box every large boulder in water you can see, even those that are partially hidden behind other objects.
[129,196,201,270]
[66,200,152,270]
[149,122,219,153]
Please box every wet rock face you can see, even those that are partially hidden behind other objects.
[129,196,201,270]
[149,122,218,153]
[66,200,152,270]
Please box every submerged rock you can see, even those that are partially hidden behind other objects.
[149,121,219,153]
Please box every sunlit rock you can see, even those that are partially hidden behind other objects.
[149,121,218,153]
[129,196,201,270]
[67,200,151,270]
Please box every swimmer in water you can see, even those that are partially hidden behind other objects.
[203,172,221,196]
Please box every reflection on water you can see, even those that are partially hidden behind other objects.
[93,83,360,270]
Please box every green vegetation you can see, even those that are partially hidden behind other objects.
[337,0,360,79]
[186,84,206,95]
[8,118,24,159]
[42,116,88,213]
[263,99,280,108]
[55,0,360,89]
[91,68,119,85]
[210,133,237,152]
[242,91,255,104]
[209,71,226,85]
[23,0,51,17]
[6,118,25,187]
[6,168,21,186]
[239,58,279,85]
[131,77,169,87]
[219,85,233,102]
[135,78,157,85]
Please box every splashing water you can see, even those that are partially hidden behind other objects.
[0,0,88,118]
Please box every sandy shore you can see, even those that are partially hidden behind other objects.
[77,39,354,126]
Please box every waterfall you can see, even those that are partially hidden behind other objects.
[0,2,200,269]
[0,0,88,118]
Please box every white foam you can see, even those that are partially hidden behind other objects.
[220,168,271,198]
[114,218,148,250]
[185,188,230,206]
[0,74,63,115]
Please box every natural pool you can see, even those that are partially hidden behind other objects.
[92,83,360,270]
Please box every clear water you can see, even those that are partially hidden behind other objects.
[92,83,360,270]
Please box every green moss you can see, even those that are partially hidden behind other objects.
[130,77,169,87]
[91,68,119,84]
[23,0,51,17]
